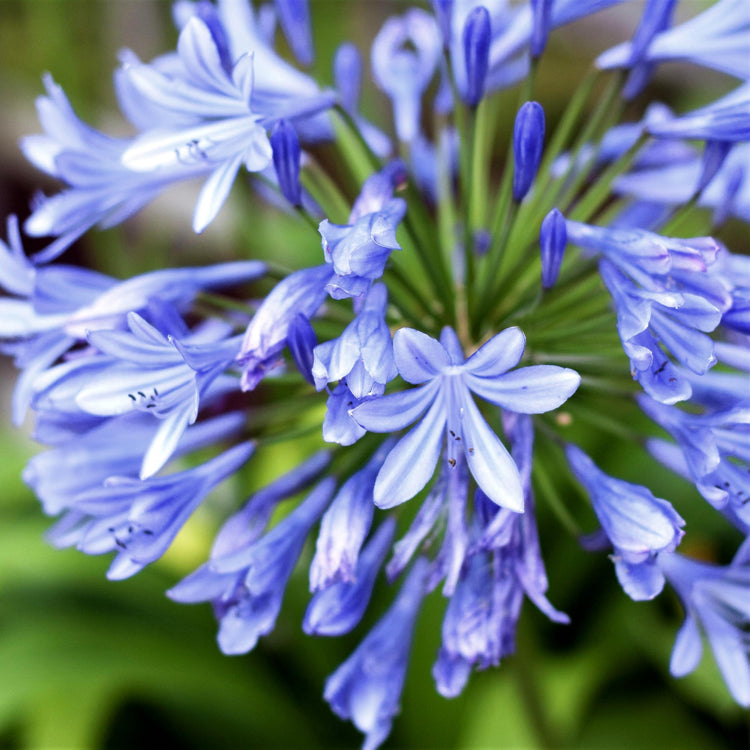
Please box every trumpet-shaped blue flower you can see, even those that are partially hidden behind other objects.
[434,413,568,697]
[309,444,391,590]
[47,440,254,581]
[324,557,428,750]
[352,326,580,511]
[304,518,396,637]
[659,548,750,707]
[170,478,334,655]
[566,444,685,600]
[24,411,245,516]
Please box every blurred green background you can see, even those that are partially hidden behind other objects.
[0,2,748,748]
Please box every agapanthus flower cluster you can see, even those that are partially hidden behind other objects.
[3,0,750,746]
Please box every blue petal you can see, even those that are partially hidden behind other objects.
[351,380,439,432]
[393,328,450,383]
[457,385,524,512]
[466,366,581,413]
[372,389,446,508]
[464,327,526,378]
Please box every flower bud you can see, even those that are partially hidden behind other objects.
[273,0,314,66]
[334,42,362,113]
[462,6,491,108]
[512,101,545,202]
[530,0,553,59]
[540,208,567,289]
[432,0,454,44]
[270,119,302,206]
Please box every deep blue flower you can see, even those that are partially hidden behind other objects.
[529,0,553,59]
[270,119,302,206]
[352,326,580,510]
[659,548,750,707]
[566,444,685,600]
[324,557,429,750]
[462,6,492,108]
[512,101,545,202]
[539,207,567,289]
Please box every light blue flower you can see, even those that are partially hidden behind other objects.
[566,443,685,600]
[659,547,750,707]
[47,441,254,581]
[352,326,580,510]
[312,283,397,399]
[238,264,333,390]
[324,557,428,750]
[304,518,396,637]
[169,478,335,655]
[371,8,441,142]
[597,0,750,81]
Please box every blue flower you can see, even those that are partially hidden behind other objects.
[320,199,406,300]
[659,547,750,707]
[352,326,580,510]
[47,441,254,580]
[461,6,491,108]
[273,0,314,66]
[648,83,750,143]
[238,264,332,390]
[170,477,334,655]
[324,557,428,750]
[597,0,750,81]
[309,444,390,590]
[312,283,397,399]
[304,518,396,637]
[434,413,568,697]
[566,443,685,600]
[371,8,441,143]
[512,101,546,202]
[23,411,244,516]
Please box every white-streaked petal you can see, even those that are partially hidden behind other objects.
[350,380,438,432]
[140,405,195,479]
[193,154,244,233]
[373,390,446,508]
[466,366,580,413]
[464,327,526,377]
[393,328,450,383]
[457,385,524,512]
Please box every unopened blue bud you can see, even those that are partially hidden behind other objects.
[334,43,362,113]
[273,0,314,66]
[270,119,302,207]
[432,0,453,45]
[530,0,553,59]
[540,208,567,289]
[462,6,491,108]
[287,314,317,385]
[512,101,545,202]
